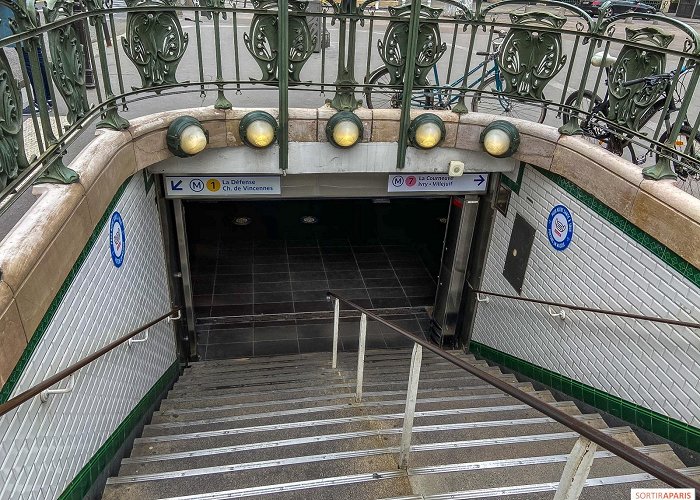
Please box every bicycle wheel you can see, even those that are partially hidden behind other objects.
[657,125,700,180]
[471,75,547,123]
[559,89,642,160]
[364,68,401,109]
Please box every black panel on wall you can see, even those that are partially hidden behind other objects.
[503,213,535,294]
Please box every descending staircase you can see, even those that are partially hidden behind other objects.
[102,348,698,499]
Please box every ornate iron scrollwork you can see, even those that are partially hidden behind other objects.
[377,4,446,87]
[497,11,567,101]
[0,50,30,190]
[121,0,189,92]
[243,0,315,83]
[606,27,674,133]
[6,0,79,183]
[44,0,90,124]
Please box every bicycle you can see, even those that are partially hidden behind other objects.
[562,55,700,179]
[363,31,548,123]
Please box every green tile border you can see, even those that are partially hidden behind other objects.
[470,341,700,453]
[531,165,700,289]
[500,162,525,195]
[0,176,133,403]
[57,361,179,500]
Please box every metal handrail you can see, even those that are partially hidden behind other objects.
[468,285,700,330]
[0,307,181,418]
[325,291,700,491]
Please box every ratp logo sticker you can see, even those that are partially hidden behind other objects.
[110,211,126,268]
[547,204,573,251]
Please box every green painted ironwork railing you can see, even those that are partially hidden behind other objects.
[0,0,699,214]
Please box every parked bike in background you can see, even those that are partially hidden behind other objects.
[562,51,700,181]
[364,30,548,123]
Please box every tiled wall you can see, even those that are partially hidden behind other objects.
[472,166,700,428]
[0,175,176,499]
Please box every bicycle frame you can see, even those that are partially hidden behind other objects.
[414,57,501,108]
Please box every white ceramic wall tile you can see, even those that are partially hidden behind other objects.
[472,167,700,427]
[0,176,176,500]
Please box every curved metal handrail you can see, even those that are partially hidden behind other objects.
[468,285,700,330]
[0,307,181,418]
[326,291,700,491]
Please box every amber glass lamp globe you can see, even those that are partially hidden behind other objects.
[414,121,443,149]
[180,125,208,155]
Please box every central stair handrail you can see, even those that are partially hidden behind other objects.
[0,307,182,419]
[326,291,699,492]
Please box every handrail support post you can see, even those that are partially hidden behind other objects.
[332,298,340,369]
[553,436,597,500]
[40,374,76,403]
[355,313,367,403]
[399,342,422,469]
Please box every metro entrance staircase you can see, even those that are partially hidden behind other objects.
[102,348,699,499]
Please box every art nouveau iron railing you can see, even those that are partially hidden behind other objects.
[0,0,699,214]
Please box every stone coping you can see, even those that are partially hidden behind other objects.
[0,105,698,388]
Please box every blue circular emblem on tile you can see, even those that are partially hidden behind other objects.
[547,204,573,251]
[110,211,126,268]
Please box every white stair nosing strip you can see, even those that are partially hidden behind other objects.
[166,376,509,400]
[185,357,459,377]
[158,385,505,415]
[186,352,455,370]
[163,382,508,405]
[174,368,485,389]
[164,470,405,498]
[186,350,415,368]
[182,361,461,383]
[380,465,700,499]
[121,446,670,492]
[125,428,600,465]
[151,466,700,500]
[109,447,401,484]
[147,397,534,430]
[136,410,543,444]
[376,472,662,500]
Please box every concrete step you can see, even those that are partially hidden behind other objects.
[157,385,542,419]
[135,402,586,452]
[378,467,700,500]
[142,401,581,440]
[184,349,471,374]
[183,351,470,379]
[102,444,679,500]
[118,425,638,477]
[105,351,693,500]
[159,381,536,411]
[150,390,558,425]
[172,359,496,391]
[169,367,506,396]
[164,370,518,400]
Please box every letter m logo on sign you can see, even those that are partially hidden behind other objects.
[189,179,204,192]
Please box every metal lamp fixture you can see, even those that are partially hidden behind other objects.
[166,116,209,158]
[409,113,445,150]
[480,120,520,158]
[326,111,363,148]
[240,111,278,148]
